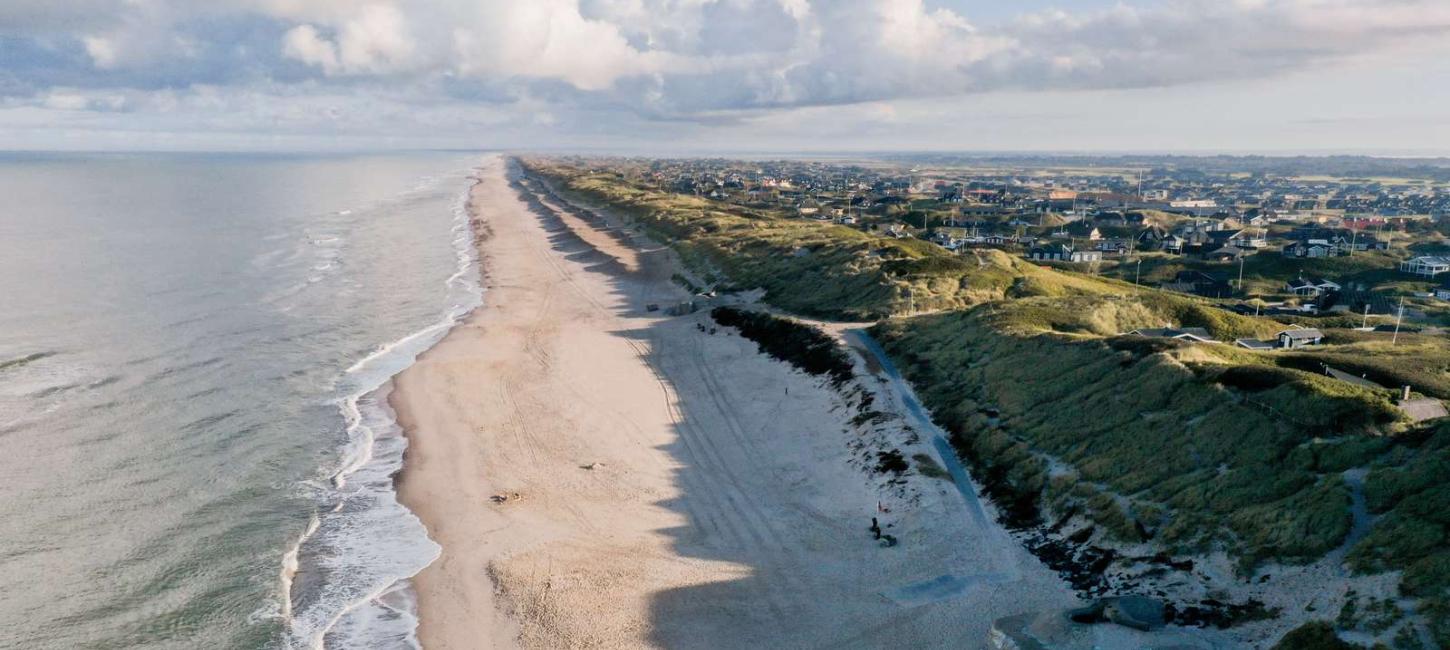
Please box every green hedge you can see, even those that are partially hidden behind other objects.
[710,307,854,386]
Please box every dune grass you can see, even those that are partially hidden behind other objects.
[1272,621,1361,649]
[709,306,854,386]
[524,158,1034,319]
[872,296,1447,644]
[1350,422,1450,646]
[870,305,1401,565]
[1100,250,1405,297]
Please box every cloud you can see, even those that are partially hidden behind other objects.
[449,0,677,91]
[81,35,119,68]
[310,3,416,74]
[281,25,338,74]
[4,0,1450,149]
[280,4,419,78]
[977,0,1450,92]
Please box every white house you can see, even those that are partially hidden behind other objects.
[1402,256,1450,278]
[1284,277,1341,297]
[1028,244,1100,263]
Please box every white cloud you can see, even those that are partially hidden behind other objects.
[5,0,1450,150]
[278,3,417,75]
[450,0,674,90]
[42,0,1450,107]
[332,4,414,73]
[82,35,119,68]
[43,92,93,111]
[281,25,339,74]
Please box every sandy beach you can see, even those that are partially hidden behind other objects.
[392,154,1076,649]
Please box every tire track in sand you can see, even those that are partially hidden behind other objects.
[513,180,798,619]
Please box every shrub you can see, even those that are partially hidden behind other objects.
[1272,622,1360,650]
[710,307,854,386]
[871,308,1398,565]
[875,449,909,475]
[912,452,951,480]
[1217,365,1298,392]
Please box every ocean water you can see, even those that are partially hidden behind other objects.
[0,151,484,649]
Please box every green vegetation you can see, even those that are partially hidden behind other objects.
[709,307,854,386]
[524,158,1036,319]
[1099,250,1404,297]
[1273,621,1360,650]
[912,452,951,481]
[872,291,1450,644]
[1281,335,1450,400]
[875,449,909,475]
[1350,421,1450,647]
[671,272,702,294]
[871,305,1401,564]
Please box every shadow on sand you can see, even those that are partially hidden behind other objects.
[507,161,1058,649]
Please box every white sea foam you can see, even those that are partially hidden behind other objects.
[279,512,320,622]
[282,173,482,650]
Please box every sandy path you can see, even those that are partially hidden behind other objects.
[393,154,1074,649]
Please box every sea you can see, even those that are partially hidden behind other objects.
[0,151,485,649]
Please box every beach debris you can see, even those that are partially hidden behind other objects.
[666,301,700,316]
[646,303,660,312]
[1066,596,1168,631]
[989,607,1221,650]
[580,462,604,470]
[490,492,523,504]
[878,534,898,548]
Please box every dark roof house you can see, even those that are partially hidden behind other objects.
[1277,328,1325,349]
[1127,327,1215,343]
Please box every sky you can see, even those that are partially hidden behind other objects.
[2,0,1449,154]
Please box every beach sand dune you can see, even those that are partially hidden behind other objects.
[393,154,1073,649]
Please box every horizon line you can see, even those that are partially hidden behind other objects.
[4,147,1450,162]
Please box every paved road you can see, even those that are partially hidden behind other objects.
[846,329,991,526]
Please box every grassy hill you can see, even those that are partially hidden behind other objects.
[521,158,1028,319]
[1099,250,1405,298]
[1350,419,1450,645]
[870,302,1400,562]
[872,300,1448,646]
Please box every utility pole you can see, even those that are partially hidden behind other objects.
[1135,258,1143,286]
[1362,303,1370,330]
[1393,296,1406,345]
[1237,256,1246,292]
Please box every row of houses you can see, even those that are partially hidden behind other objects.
[1128,326,1326,350]
[1135,227,1269,260]
[1026,244,1104,263]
